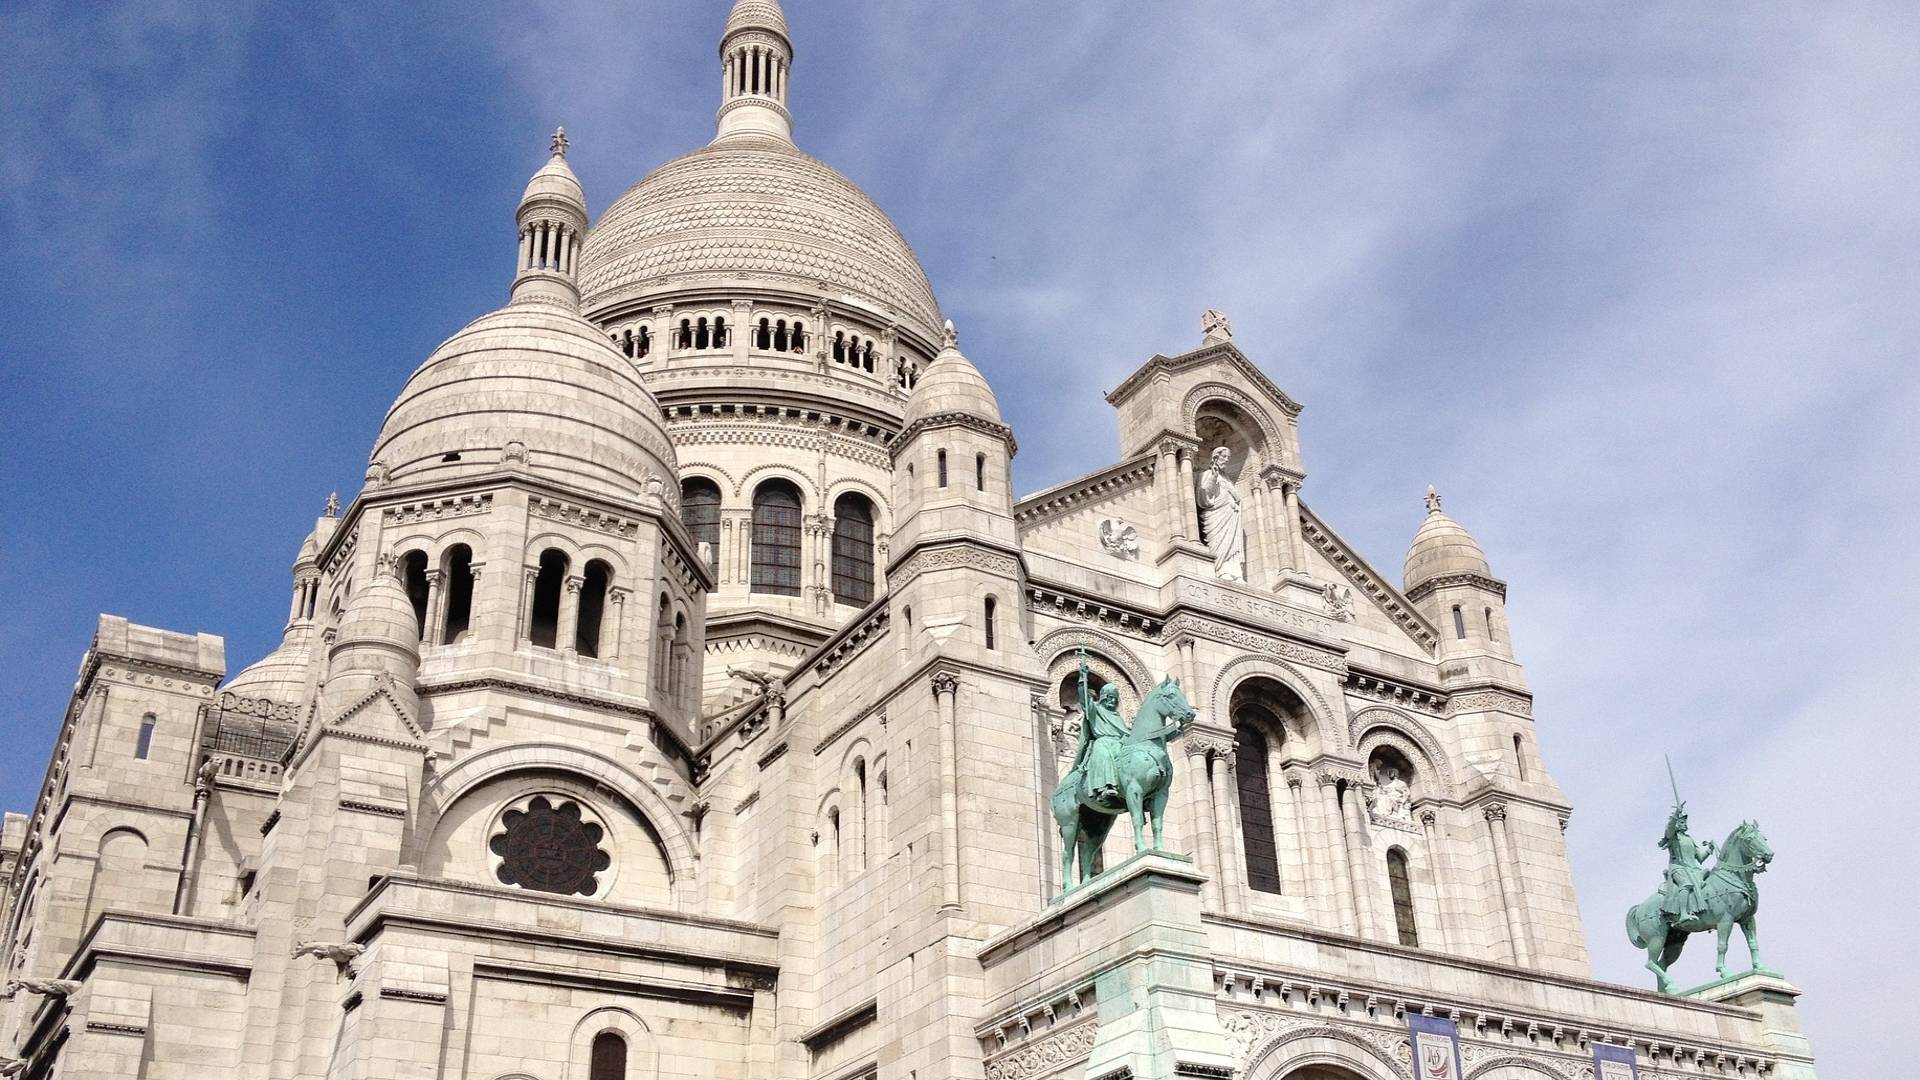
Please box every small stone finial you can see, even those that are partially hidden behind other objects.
[323,491,341,517]
[941,318,958,351]
[1201,308,1233,342]
[550,126,569,158]
[1424,485,1442,514]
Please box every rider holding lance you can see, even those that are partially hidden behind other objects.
[1070,648,1129,807]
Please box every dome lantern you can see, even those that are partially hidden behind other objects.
[716,0,795,145]
[512,127,589,308]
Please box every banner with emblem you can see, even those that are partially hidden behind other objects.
[1406,1014,1463,1080]
[1593,1043,1640,1080]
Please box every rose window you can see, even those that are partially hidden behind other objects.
[489,796,611,896]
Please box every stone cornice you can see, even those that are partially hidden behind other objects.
[888,410,1018,458]
[1104,341,1304,418]
[1405,570,1508,603]
[1012,453,1157,529]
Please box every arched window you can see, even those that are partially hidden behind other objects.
[636,325,650,358]
[576,559,612,657]
[830,493,875,606]
[751,480,803,596]
[680,477,721,570]
[983,596,997,649]
[773,319,788,352]
[861,341,874,372]
[1451,605,1466,640]
[653,595,672,687]
[1387,848,1419,947]
[791,320,806,352]
[529,549,568,648]
[670,612,689,707]
[833,331,846,362]
[441,544,475,644]
[677,319,693,349]
[589,1030,627,1080]
[401,550,430,638]
[1232,719,1283,894]
[135,714,157,760]
[1513,733,1529,781]
[975,452,987,491]
[695,317,710,350]
[713,315,728,346]
[1485,606,1498,642]
[936,449,948,487]
[755,317,771,350]
[620,329,634,357]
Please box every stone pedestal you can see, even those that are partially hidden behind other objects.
[1683,971,1816,1080]
[980,850,1236,1080]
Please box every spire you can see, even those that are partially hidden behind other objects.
[715,0,795,145]
[1425,484,1442,514]
[511,128,589,307]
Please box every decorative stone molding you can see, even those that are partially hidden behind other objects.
[1028,585,1163,638]
[1483,802,1508,822]
[1343,671,1445,715]
[815,706,881,757]
[890,543,1020,592]
[1032,627,1155,700]
[930,671,960,698]
[1169,612,1345,675]
[890,411,1018,457]
[1405,570,1508,603]
[1172,579,1338,643]
[1446,688,1534,718]
[1350,708,1456,789]
[529,496,641,539]
[381,493,492,525]
[983,1020,1097,1080]
[811,604,888,678]
[1208,653,1343,748]
[1182,380,1285,452]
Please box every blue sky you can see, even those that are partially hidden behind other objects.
[4,2,1915,1072]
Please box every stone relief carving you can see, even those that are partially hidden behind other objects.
[1322,582,1356,622]
[983,1020,1097,1080]
[1369,766,1415,826]
[1097,518,1139,559]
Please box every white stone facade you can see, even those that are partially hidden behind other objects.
[0,3,1816,1079]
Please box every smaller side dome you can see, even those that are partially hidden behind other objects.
[1404,486,1493,593]
[332,565,421,660]
[903,320,1003,427]
[522,131,586,207]
[224,630,314,702]
[724,0,789,40]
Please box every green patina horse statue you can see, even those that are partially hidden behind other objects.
[1050,674,1195,896]
[1625,819,1775,993]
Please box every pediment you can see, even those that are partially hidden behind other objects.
[1106,341,1303,420]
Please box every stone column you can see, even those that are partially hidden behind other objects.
[518,567,538,643]
[932,671,962,912]
[1316,772,1357,933]
[1342,783,1380,939]
[1484,803,1532,965]
[1183,742,1222,911]
[604,588,627,662]
[1175,636,1198,695]
[1177,448,1201,542]
[1418,807,1454,952]
[1284,481,1307,570]
[731,300,752,362]
[1208,749,1244,915]
[1285,773,1315,900]
[421,569,444,646]
[466,563,484,636]
[1158,440,1184,541]
[558,574,584,654]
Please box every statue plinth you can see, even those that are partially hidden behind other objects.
[980,850,1235,1080]
[1684,971,1817,1080]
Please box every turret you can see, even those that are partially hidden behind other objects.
[715,0,795,144]
[1404,486,1518,675]
[511,128,588,308]
[320,555,421,718]
[888,320,1021,656]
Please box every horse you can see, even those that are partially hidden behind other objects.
[1625,819,1774,993]
[1050,676,1195,895]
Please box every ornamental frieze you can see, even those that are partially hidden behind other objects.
[1445,688,1533,717]
[381,493,492,525]
[890,544,1020,592]
[528,497,641,538]
[1172,579,1339,642]
[983,1020,1097,1080]
[1162,611,1346,674]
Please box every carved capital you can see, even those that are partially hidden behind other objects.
[930,671,960,698]
[564,575,585,594]
[1419,808,1438,827]
[1315,769,1345,788]
[1483,801,1508,822]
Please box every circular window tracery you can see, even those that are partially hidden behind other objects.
[488,795,611,897]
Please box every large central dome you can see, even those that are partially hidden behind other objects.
[578,137,942,341]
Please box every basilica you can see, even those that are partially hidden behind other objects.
[0,2,1817,1078]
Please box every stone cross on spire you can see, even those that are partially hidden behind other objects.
[550,126,569,158]
[1201,308,1233,343]
[1424,485,1442,514]
[942,319,959,351]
